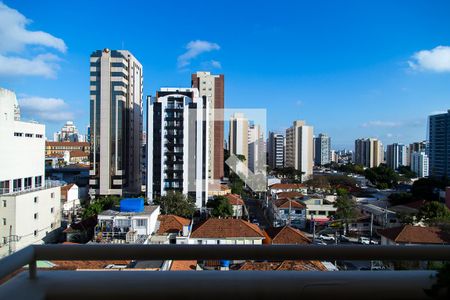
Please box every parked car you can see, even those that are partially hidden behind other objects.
[251,219,260,226]
[340,235,351,242]
[314,240,327,245]
[358,237,370,245]
[319,234,335,241]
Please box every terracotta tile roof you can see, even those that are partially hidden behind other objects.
[273,198,306,209]
[46,141,90,147]
[269,183,305,190]
[377,225,450,244]
[225,194,245,206]
[238,260,326,271]
[46,153,64,158]
[157,215,191,234]
[191,218,265,239]
[264,226,311,245]
[277,191,304,199]
[61,183,75,193]
[170,260,197,271]
[70,150,89,157]
[51,260,131,270]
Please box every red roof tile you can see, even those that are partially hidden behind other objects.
[264,226,311,245]
[46,141,90,147]
[273,198,306,209]
[277,191,304,199]
[238,260,326,271]
[191,218,265,239]
[378,225,450,244]
[170,260,197,271]
[157,215,191,234]
[225,194,245,206]
[269,183,305,189]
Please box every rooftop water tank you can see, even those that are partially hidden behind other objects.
[120,198,144,213]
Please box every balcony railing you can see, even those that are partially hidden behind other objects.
[1,181,60,197]
[0,244,449,299]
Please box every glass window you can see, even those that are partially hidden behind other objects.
[24,177,32,189]
[34,197,38,203]
[2,218,6,225]
[0,180,9,194]
[35,176,42,188]
[2,200,6,207]
[34,230,38,236]
[34,213,38,219]
[13,179,21,192]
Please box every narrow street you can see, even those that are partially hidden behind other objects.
[243,197,270,229]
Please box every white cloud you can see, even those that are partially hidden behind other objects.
[408,46,450,72]
[210,60,222,69]
[362,120,401,128]
[178,40,220,68]
[18,96,74,122]
[0,53,60,78]
[0,3,66,77]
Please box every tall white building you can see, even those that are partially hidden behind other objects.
[229,113,249,168]
[53,121,85,142]
[386,143,408,170]
[268,132,285,169]
[147,88,209,208]
[0,88,61,258]
[411,152,429,178]
[314,133,331,166]
[285,120,314,181]
[247,124,265,173]
[89,49,143,197]
[354,138,384,168]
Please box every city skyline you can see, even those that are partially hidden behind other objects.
[1,1,450,149]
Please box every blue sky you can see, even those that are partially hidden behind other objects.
[1,0,450,149]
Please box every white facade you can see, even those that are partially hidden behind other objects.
[0,88,62,258]
[285,120,314,181]
[314,133,331,166]
[229,113,249,168]
[247,124,264,173]
[61,184,81,215]
[147,88,209,208]
[411,151,429,178]
[53,121,84,142]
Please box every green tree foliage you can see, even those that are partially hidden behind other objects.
[397,165,417,179]
[417,201,450,225]
[305,176,330,189]
[411,178,447,201]
[333,191,357,232]
[272,167,304,182]
[207,196,234,218]
[388,192,415,206]
[364,164,399,189]
[82,196,120,220]
[153,191,196,218]
[337,163,365,175]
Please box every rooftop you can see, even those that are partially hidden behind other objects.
[264,226,311,245]
[156,215,191,235]
[191,218,265,239]
[273,198,306,209]
[225,194,245,206]
[378,225,450,245]
[277,191,304,199]
[269,183,305,190]
[98,205,159,217]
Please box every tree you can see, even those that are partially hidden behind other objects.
[364,164,399,189]
[417,201,450,226]
[82,195,120,220]
[333,191,357,233]
[207,196,233,218]
[388,192,415,206]
[397,165,416,179]
[305,176,330,189]
[154,191,196,218]
[411,178,446,201]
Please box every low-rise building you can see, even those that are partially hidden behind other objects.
[225,194,246,218]
[358,203,399,228]
[95,199,160,244]
[378,225,450,245]
[189,218,265,245]
[269,183,308,197]
[302,197,337,222]
[60,184,81,218]
[150,215,191,244]
[270,198,306,229]
[264,226,311,244]
[45,141,90,156]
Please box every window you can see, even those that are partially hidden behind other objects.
[51,192,55,198]
[2,218,6,225]
[34,196,38,203]
[2,200,6,207]
[34,230,38,237]
[14,132,23,137]
[13,179,21,192]
[25,133,33,137]
[34,213,38,219]
[50,207,54,213]
[135,219,146,227]
[50,223,54,229]
[24,177,32,189]
[197,240,203,245]
[36,134,43,138]
[0,180,10,194]
[3,237,6,244]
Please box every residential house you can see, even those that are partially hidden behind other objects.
[302,196,337,222]
[225,194,246,218]
[95,199,160,244]
[270,198,307,229]
[60,183,80,218]
[378,225,450,245]
[358,203,399,228]
[269,183,308,198]
[264,226,311,244]
[150,215,191,244]
[189,218,265,245]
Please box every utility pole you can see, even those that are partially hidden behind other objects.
[311,212,316,243]
[369,213,374,244]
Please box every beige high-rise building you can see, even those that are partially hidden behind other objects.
[285,120,314,181]
[89,49,143,197]
[229,113,249,168]
[191,72,224,181]
[354,138,384,168]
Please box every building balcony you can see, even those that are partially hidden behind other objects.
[0,181,60,197]
[0,245,449,299]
